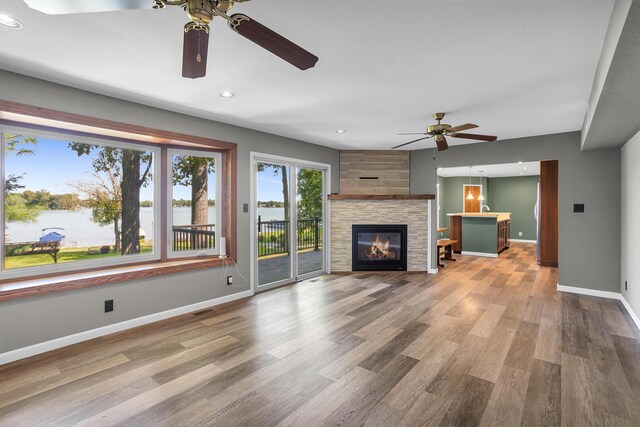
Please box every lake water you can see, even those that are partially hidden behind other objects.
[7,207,285,247]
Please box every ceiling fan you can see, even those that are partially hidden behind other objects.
[393,112,497,151]
[23,0,319,79]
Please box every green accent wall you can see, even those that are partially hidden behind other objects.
[438,176,488,238]
[437,175,539,241]
[461,217,498,254]
[487,176,539,240]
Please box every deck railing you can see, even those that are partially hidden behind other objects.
[172,224,216,251]
[257,216,322,257]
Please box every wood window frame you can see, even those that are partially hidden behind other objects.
[0,100,237,302]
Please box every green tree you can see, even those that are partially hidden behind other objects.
[70,143,152,255]
[4,134,41,223]
[172,156,215,225]
[296,169,323,218]
[74,170,123,253]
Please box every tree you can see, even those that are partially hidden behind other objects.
[172,156,215,225]
[257,164,290,223]
[73,170,122,253]
[296,169,323,218]
[70,143,152,255]
[4,134,41,223]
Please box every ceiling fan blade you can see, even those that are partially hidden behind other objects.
[228,14,318,70]
[23,0,150,14]
[397,133,429,136]
[446,123,478,133]
[450,133,497,142]
[435,136,449,151]
[392,136,430,150]
[182,27,210,79]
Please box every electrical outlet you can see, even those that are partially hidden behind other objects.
[518,232,523,237]
[105,299,114,313]
[226,276,233,286]
[625,280,628,291]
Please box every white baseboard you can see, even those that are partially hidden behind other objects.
[0,289,254,366]
[557,284,640,331]
[556,284,621,300]
[461,251,498,258]
[428,268,439,274]
[620,295,640,331]
[510,239,537,243]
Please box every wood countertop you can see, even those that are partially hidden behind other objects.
[328,194,435,200]
[447,212,511,221]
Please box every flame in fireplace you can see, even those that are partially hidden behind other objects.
[371,234,391,258]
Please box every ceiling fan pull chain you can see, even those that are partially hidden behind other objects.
[196,31,202,63]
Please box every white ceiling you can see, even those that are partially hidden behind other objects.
[0,0,615,151]
[438,162,539,178]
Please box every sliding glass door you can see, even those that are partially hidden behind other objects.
[253,155,329,291]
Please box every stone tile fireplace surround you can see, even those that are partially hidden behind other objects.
[329,195,434,272]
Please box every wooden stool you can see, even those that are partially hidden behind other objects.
[437,239,458,267]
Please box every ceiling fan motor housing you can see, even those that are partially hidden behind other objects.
[427,123,451,135]
[186,0,215,25]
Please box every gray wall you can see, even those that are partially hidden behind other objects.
[0,70,339,354]
[621,129,640,319]
[487,176,539,241]
[411,132,621,293]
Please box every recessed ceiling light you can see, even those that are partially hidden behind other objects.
[452,172,456,175]
[520,172,524,175]
[0,14,22,29]
[336,129,346,133]
[517,161,523,165]
[523,167,527,170]
[219,91,235,98]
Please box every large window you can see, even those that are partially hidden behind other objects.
[0,127,223,280]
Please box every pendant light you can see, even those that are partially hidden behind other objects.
[466,166,474,200]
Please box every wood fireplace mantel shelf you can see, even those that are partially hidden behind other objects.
[328,194,435,200]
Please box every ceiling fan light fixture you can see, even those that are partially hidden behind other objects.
[219,91,235,98]
[0,14,22,28]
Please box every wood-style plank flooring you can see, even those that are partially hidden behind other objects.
[1,243,639,426]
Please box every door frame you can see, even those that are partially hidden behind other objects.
[249,152,331,293]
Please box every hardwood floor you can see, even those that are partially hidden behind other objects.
[1,243,639,426]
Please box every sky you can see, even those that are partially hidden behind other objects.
[5,135,218,201]
[5,134,287,203]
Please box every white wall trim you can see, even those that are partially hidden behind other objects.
[0,289,254,366]
[556,284,640,330]
[461,251,498,258]
[621,295,640,331]
[428,268,439,274]
[557,284,620,300]
[510,239,537,244]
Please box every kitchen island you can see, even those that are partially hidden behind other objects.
[447,213,511,257]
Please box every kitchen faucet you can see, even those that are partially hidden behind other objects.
[481,204,491,212]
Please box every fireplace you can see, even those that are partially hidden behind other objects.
[352,224,407,271]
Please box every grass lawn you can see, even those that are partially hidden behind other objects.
[4,244,154,270]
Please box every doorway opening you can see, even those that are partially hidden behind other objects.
[435,161,556,267]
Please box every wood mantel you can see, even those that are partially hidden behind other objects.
[328,194,435,200]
